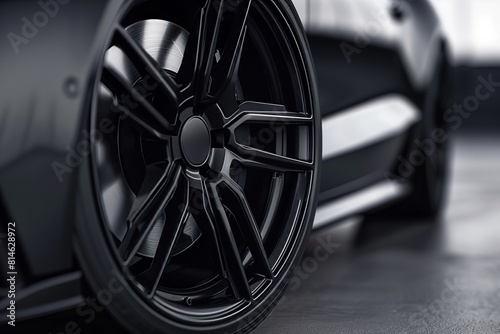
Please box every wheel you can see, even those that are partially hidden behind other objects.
[380,47,451,219]
[75,0,321,333]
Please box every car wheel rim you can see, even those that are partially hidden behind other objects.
[90,0,318,326]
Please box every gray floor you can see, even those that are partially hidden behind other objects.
[255,135,500,334]
[17,135,500,333]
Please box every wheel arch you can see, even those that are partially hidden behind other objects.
[0,0,123,278]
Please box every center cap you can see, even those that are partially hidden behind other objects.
[180,116,211,167]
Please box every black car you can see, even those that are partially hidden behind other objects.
[0,0,450,332]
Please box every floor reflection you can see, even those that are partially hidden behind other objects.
[18,135,500,333]
[256,135,500,334]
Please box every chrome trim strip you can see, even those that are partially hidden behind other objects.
[313,180,410,229]
[322,94,421,159]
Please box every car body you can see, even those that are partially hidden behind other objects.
[293,0,451,228]
[0,0,449,332]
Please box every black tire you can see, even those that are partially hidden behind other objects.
[381,46,452,219]
[75,1,320,333]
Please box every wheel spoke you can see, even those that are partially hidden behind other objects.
[227,144,312,173]
[208,0,252,100]
[177,0,252,104]
[202,179,252,300]
[223,101,313,173]
[225,101,314,131]
[113,25,179,118]
[136,178,190,297]
[177,1,222,101]
[189,187,227,281]
[219,176,273,278]
[119,163,182,265]
[175,12,201,93]
[101,65,174,139]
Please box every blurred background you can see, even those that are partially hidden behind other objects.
[434,0,500,133]
[255,0,500,333]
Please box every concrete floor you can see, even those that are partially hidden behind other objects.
[15,135,500,333]
[256,135,500,334]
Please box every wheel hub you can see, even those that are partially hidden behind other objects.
[180,116,211,167]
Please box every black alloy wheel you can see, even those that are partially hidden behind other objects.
[75,0,320,333]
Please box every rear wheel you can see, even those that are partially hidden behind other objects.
[75,0,320,333]
[379,49,451,219]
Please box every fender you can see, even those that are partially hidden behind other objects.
[293,0,444,91]
[0,0,123,277]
